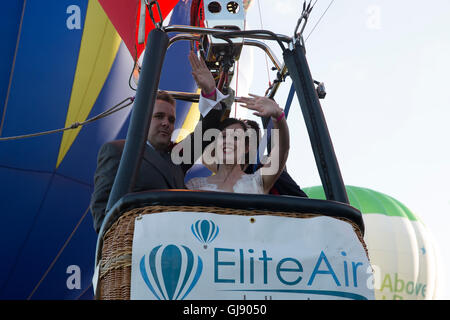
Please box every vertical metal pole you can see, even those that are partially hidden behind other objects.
[284,42,349,204]
[94,27,169,299]
[105,28,169,213]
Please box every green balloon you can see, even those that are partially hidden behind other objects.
[303,185,417,221]
[304,185,443,300]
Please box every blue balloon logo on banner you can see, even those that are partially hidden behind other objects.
[139,244,203,300]
[191,220,219,247]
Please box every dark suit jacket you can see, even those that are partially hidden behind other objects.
[90,108,225,233]
[270,170,308,198]
[245,165,308,198]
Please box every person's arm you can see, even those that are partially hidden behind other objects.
[237,94,290,193]
[90,142,122,233]
[188,51,230,117]
[174,52,229,173]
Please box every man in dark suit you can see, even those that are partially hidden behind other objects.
[90,51,229,233]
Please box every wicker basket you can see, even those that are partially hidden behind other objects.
[97,204,368,300]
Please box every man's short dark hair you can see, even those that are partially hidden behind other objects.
[156,90,176,107]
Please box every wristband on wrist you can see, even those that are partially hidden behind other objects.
[273,111,285,122]
[201,88,216,99]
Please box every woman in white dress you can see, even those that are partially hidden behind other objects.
[186,94,290,194]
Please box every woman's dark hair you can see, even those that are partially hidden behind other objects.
[217,117,247,132]
[242,119,261,173]
[242,119,260,145]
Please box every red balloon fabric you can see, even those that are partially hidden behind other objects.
[98,0,180,59]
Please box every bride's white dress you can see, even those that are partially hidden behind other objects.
[186,170,264,194]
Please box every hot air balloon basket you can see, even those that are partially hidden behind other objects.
[97,204,368,300]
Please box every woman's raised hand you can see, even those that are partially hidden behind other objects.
[237,94,283,119]
[238,94,289,194]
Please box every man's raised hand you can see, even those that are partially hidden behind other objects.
[188,51,216,94]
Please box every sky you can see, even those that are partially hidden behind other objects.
[231,0,450,298]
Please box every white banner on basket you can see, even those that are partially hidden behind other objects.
[130,212,375,300]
